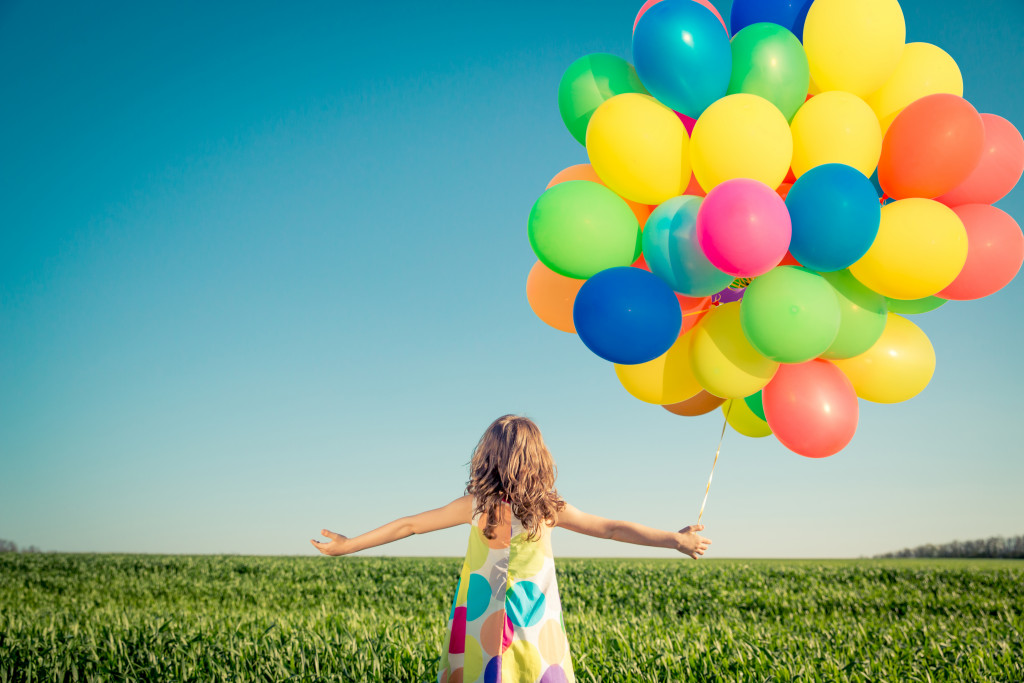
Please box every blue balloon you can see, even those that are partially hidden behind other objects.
[786,164,882,272]
[730,0,814,41]
[642,196,734,296]
[632,0,732,119]
[573,267,682,365]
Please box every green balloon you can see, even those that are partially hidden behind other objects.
[557,54,649,147]
[528,181,640,279]
[727,23,810,121]
[886,295,948,315]
[744,391,766,421]
[820,270,889,360]
[740,267,840,363]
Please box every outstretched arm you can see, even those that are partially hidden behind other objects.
[311,494,474,556]
[555,503,711,559]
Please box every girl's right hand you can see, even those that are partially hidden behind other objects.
[310,529,350,556]
[676,524,711,559]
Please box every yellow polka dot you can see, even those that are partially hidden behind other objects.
[456,563,470,607]
[508,538,546,580]
[538,618,567,664]
[463,636,483,682]
[501,640,542,681]
[466,525,489,571]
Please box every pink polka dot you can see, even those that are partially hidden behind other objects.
[502,613,514,652]
[449,606,466,654]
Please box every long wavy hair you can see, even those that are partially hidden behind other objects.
[466,415,566,542]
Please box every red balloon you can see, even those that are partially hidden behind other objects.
[937,204,1024,300]
[936,114,1024,207]
[878,94,985,200]
[633,0,728,34]
[763,360,859,458]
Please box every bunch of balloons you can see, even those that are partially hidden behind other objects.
[527,0,1024,457]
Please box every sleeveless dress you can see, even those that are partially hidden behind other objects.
[437,499,575,683]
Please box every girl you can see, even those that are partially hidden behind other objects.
[311,414,711,683]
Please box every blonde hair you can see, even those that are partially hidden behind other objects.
[466,415,566,541]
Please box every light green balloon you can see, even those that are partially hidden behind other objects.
[527,180,640,280]
[821,270,888,360]
[740,267,840,363]
[727,23,810,122]
[886,295,948,315]
[557,54,649,147]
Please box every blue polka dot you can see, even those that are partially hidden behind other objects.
[466,573,492,621]
[506,580,546,627]
[449,576,460,620]
[484,655,500,683]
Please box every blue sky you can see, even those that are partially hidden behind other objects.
[1,0,1022,558]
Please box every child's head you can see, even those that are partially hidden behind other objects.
[466,414,565,541]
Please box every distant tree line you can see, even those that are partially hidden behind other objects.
[0,539,43,554]
[876,534,1024,559]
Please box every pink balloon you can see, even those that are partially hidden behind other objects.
[675,111,697,135]
[696,178,792,277]
[937,204,1024,300]
[633,0,729,34]
[763,360,859,458]
[936,114,1024,207]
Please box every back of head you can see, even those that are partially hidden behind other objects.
[466,415,566,541]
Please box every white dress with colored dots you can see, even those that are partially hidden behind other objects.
[437,499,574,683]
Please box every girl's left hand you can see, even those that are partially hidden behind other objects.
[310,529,349,556]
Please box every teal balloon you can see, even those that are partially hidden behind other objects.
[557,54,649,147]
[727,23,809,121]
[820,270,888,360]
[744,391,766,421]
[740,266,840,363]
[642,195,735,296]
[886,296,948,315]
[528,181,640,279]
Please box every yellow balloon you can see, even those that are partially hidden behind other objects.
[832,313,935,403]
[803,0,906,98]
[865,42,964,135]
[849,199,968,300]
[689,303,779,399]
[614,333,702,405]
[586,93,690,205]
[690,94,793,192]
[722,399,772,438]
[790,91,882,178]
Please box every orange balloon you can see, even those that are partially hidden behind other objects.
[878,94,985,200]
[663,390,726,416]
[547,163,652,226]
[526,261,585,333]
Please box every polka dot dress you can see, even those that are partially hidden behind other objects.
[438,499,574,683]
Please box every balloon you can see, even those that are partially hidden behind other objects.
[786,163,881,272]
[587,93,691,205]
[740,266,841,363]
[937,114,1024,207]
[802,0,905,98]
[865,43,964,135]
[731,0,814,41]
[689,302,779,399]
[722,399,772,438]
[727,23,809,122]
[819,270,888,360]
[696,178,792,277]
[832,313,935,403]
[744,390,766,421]
[632,0,733,119]
[885,296,947,315]
[849,198,968,300]
[573,267,682,364]
[762,360,859,458]
[642,196,735,296]
[546,164,652,226]
[663,390,725,416]
[634,0,728,34]
[615,332,702,404]
[526,261,586,334]
[678,293,713,335]
[557,54,650,147]
[789,91,882,178]
[528,181,641,279]
[690,93,793,191]
[878,94,985,200]
[937,205,1024,300]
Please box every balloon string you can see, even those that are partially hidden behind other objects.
[682,306,716,318]
[697,401,732,526]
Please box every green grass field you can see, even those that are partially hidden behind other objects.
[1,554,1021,682]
